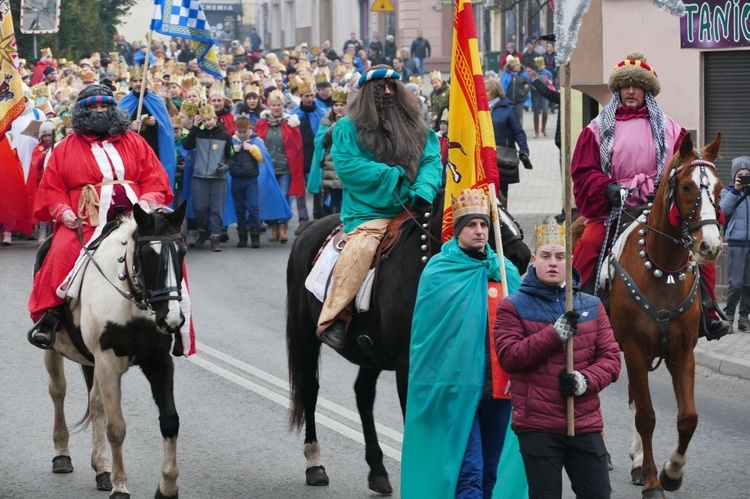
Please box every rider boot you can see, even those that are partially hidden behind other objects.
[28,308,61,350]
[699,273,731,341]
[250,230,261,249]
[317,309,352,350]
[236,230,248,248]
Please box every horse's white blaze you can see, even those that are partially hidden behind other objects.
[663,446,687,480]
[304,442,322,468]
[629,401,644,468]
[692,167,722,251]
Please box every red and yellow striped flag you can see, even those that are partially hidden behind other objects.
[0,0,25,138]
[441,0,499,242]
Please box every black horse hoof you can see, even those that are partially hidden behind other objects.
[305,465,329,486]
[631,466,644,485]
[642,487,666,499]
[96,472,113,491]
[155,486,179,499]
[659,467,683,492]
[109,493,131,499]
[52,455,73,474]
[368,474,393,495]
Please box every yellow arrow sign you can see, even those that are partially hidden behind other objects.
[371,0,395,12]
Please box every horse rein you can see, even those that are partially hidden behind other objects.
[127,233,184,308]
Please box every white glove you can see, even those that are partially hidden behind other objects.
[61,210,78,229]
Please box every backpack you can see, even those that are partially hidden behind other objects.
[509,74,527,104]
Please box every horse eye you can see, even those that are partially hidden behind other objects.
[681,184,691,192]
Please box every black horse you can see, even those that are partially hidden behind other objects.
[286,190,530,494]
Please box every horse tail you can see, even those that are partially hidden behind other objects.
[72,365,95,432]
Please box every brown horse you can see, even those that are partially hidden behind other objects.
[574,133,724,498]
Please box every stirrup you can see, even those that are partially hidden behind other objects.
[27,311,60,350]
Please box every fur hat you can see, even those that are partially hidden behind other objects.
[731,156,750,180]
[608,52,660,97]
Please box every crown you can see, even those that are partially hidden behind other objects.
[90,52,101,60]
[296,59,311,71]
[40,47,52,58]
[314,71,330,84]
[342,54,353,63]
[334,65,349,78]
[534,219,566,249]
[229,81,244,100]
[332,86,348,103]
[182,73,197,88]
[409,75,423,85]
[79,67,97,82]
[180,101,198,117]
[168,74,183,87]
[267,89,284,104]
[32,83,51,98]
[218,54,231,63]
[429,70,442,82]
[227,72,242,84]
[235,112,250,132]
[440,108,448,122]
[298,78,314,95]
[289,50,300,59]
[38,100,55,116]
[130,66,144,80]
[108,52,119,62]
[534,56,545,67]
[198,104,216,118]
[176,62,187,71]
[245,82,261,96]
[171,115,184,128]
[451,189,489,221]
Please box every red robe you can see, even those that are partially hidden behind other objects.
[254,117,305,197]
[26,142,51,225]
[28,131,173,320]
[0,137,29,224]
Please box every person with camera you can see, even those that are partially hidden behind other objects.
[720,156,750,331]
[182,104,234,251]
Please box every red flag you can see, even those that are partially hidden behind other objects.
[0,136,30,224]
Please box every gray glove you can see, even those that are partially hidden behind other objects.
[554,310,579,342]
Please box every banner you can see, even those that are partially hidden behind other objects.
[681,0,750,48]
[441,0,498,242]
[151,0,221,79]
[20,0,60,34]
[0,0,25,137]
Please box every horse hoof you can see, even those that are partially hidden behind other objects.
[659,467,683,492]
[368,474,393,495]
[642,487,666,499]
[631,466,644,485]
[155,486,178,499]
[109,493,131,499]
[305,465,329,486]
[52,455,73,474]
[96,472,113,491]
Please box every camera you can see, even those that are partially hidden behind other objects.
[739,175,750,185]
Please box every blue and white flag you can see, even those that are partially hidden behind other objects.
[150,0,221,79]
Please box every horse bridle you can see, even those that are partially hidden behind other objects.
[665,158,722,247]
[125,232,184,311]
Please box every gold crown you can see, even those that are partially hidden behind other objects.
[180,101,198,116]
[332,86,348,103]
[32,83,51,98]
[79,67,97,82]
[314,71,330,84]
[246,82,261,96]
[230,81,244,100]
[130,66,144,80]
[38,101,55,116]
[334,65,349,77]
[289,50,300,59]
[342,54,353,63]
[429,70,442,82]
[267,89,284,105]
[298,78,314,95]
[40,47,52,58]
[90,52,101,60]
[534,220,566,249]
[534,56,545,68]
[218,54,231,64]
[262,77,277,91]
[296,59,311,71]
[58,58,67,66]
[440,108,448,122]
[176,62,187,72]
[198,104,216,118]
[171,115,184,128]
[451,189,489,221]
[168,75,183,87]
[182,73,197,88]
[409,75,423,85]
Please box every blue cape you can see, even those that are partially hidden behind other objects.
[290,104,327,135]
[118,91,176,203]
[401,239,526,498]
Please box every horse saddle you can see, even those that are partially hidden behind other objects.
[596,205,652,295]
[304,211,418,312]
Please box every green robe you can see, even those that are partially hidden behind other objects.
[401,238,527,498]
[331,116,443,233]
[307,121,330,195]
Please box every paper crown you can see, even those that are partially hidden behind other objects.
[180,101,198,116]
[246,82,261,96]
[429,70,442,82]
[32,83,51,98]
[505,56,521,69]
[58,57,67,66]
[168,75,183,87]
[267,89,284,104]
[334,65,349,78]
[114,87,128,100]
[230,81,244,100]
[298,78,314,95]
[265,52,279,62]
[108,52,119,62]
[176,62,187,71]
[171,114,184,128]
[534,220,566,249]
[342,54,353,63]
[533,56,545,68]
[332,86,348,103]
[296,59,311,71]
[130,66,144,80]
[262,77,277,91]
[38,101,55,116]
[227,72,242,84]
[314,71,330,84]
[440,108,449,123]
[409,75,423,85]
[218,54,231,64]
[198,104,216,118]
[451,189,489,222]
[289,50,300,59]
[90,52,101,60]
[40,47,52,58]
[235,112,250,132]
[182,73,197,88]
[79,67,97,83]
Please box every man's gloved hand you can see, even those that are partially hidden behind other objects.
[412,195,433,213]
[560,369,588,397]
[519,153,533,170]
[605,182,628,207]
[554,310,579,342]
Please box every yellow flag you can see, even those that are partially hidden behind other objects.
[441,0,498,241]
[0,0,25,137]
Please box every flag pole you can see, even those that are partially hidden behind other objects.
[136,30,154,121]
[562,62,575,437]
[489,184,509,297]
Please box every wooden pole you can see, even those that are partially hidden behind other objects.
[562,63,575,437]
[135,30,154,122]
[489,184,509,298]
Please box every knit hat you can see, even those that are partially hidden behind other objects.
[43,65,57,76]
[608,52,660,97]
[731,156,750,179]
[39,121,56,137]
[452,189,490,236]
[75,85,116,108]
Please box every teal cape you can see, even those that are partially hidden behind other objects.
[401,238,527,499]
[306,121,330,195]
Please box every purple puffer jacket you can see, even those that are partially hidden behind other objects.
[493,267,621,435]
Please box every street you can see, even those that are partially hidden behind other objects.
[1,225,749,498]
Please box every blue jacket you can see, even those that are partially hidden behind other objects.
[720,186,750,245]
[491,97,529,185]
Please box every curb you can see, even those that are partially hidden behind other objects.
[694,347,750,381]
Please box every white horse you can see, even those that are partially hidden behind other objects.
[35,202,187,499]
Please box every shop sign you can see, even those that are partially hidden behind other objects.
[681,0,750,48]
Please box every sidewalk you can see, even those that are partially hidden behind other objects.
[509,108,750,381]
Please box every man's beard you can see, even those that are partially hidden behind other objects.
[71,105,131,137]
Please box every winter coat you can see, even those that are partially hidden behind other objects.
[530,79,561,149]
[490,97,529,185]
[254,110,305,197]
[410,37,431,59]
[720,186,750,246]
[429,82,450,121]
[182,123,233,179]
[494,267,621,435]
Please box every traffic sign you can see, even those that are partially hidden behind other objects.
[371,0,395,13]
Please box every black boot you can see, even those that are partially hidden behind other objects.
[250,230,261,248]
[699,277,732,341]
[237,231,248,248]
[27,309,61,349]
[194,230,208,248]
[320,321,346,350]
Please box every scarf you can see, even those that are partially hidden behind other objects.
[596,92,667,179]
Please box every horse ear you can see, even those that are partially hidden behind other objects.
[678,132,694,160]
[133,203,151,230]
[168,201,188,229]
[702,131,722,162]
